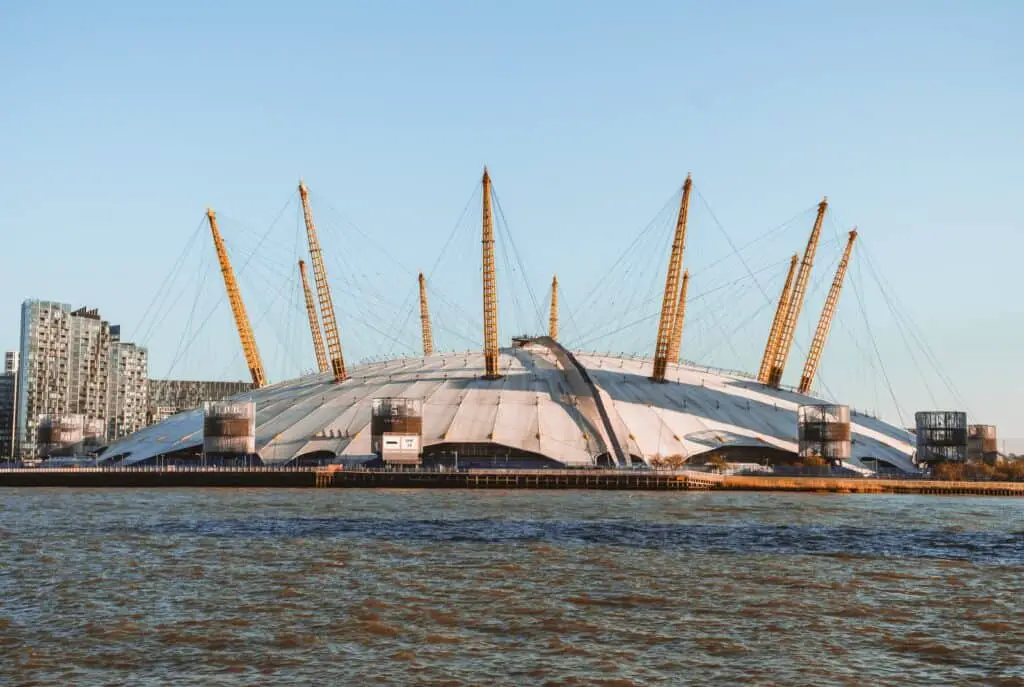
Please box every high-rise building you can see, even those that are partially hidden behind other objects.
[0,351,17,458]
[15,301,148,457]
[107,326,149,440]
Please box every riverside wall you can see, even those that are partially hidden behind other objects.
[0,467,1021,495]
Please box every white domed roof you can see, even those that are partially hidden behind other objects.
[101,343,917,472]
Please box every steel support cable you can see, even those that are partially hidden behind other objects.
[567,257,792,351]
[293,187,408,363]
[892,295,970,411]
[602,229,667,341]
[843,261,888,414]
[374,184,481,357]
[592,212,834,349]
[428,285,483,339]
[690,263,782,362]
[570,254,793,349]
[135,216,206,345]
[609,207,675,337]
[286,200,306,377]
[494,213,528,336]
[240,255,307,370]
[422,227,486,349]
[431,307,483,348]
[818,211,889,406]
[215,270,307,381]
[567,227,669,347]
[335,303,418,352]
[804,237,887,401]
[165,246,213,378]
[861,253,939,408]
[849,248,905,426]
[560,289,584,345]
[691,279,750,367]
[248,269,307,373]
[574,190,682,315]
[859,238,970,413]
[276,272,299,377]
[692,185,812,316]
[492,189,545,333]
[212,195,297,265]
[163,199,286,379]
[791,250,844,398]
[574,311,661,350]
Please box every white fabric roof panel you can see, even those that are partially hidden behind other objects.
[100,347,918,472]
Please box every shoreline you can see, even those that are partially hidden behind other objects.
[0,467,1021,496]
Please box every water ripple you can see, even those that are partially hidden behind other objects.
[0,489,1021,685]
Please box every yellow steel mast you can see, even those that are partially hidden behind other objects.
[298,181,347,382]
[798,229,858,394]
[418,272,434,356]
[298,259,329,374]
[481,168,500,378]
[767,198,828,387]
[667,269,690,365]
[206,208,266,388]
[652,174,693,382]
[757,254,799,383]
[549,275,558,340]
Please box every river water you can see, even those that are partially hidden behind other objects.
[0,489,1021,685]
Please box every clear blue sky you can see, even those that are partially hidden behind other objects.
[1,1,1021,442]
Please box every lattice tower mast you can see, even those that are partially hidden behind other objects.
[549,275,559,340]
[757,254,799,383]
[206,208,267,388]
[298,259,329,374]
[667,270,690,365]
[418,272,434,356]
[651,174,693,382]
[798,229,858,394]
[481,168,500,379]
[767,198,829,387]
[298,181,348,382]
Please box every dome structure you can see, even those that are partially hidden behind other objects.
[99,340,917,472]
[102,171,926,474]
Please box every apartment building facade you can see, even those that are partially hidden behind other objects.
[16,301,149,457]
[0,351,17,458]
[107,326,149,440]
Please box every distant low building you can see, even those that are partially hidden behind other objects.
[147,379,253,424]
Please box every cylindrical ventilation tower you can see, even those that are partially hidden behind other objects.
[797,404,851,465]
[203,401,256,458]
[371,397,423,466]
[967,424,998,463]
[914,411,968,465]
[36,414,86,457]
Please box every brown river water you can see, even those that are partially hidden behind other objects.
[0,489,1021,686]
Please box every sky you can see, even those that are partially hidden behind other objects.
[1,1,1022,443]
